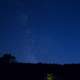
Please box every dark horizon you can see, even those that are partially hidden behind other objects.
[0,53,80,65]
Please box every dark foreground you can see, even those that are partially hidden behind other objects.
[0,63,80,80]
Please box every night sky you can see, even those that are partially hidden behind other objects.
[0,0,80,64]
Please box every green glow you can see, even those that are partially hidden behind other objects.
[47,73,55,80]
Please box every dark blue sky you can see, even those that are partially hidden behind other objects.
[0,0,80,64]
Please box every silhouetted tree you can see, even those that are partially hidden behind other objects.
[0,53,17,64]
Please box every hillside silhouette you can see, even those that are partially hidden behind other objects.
[0,53,80,80]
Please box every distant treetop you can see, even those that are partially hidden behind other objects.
[0,53,17,64]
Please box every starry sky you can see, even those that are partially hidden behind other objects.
[0,0,80,64]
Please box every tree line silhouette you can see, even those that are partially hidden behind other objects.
[0,53,80,80]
